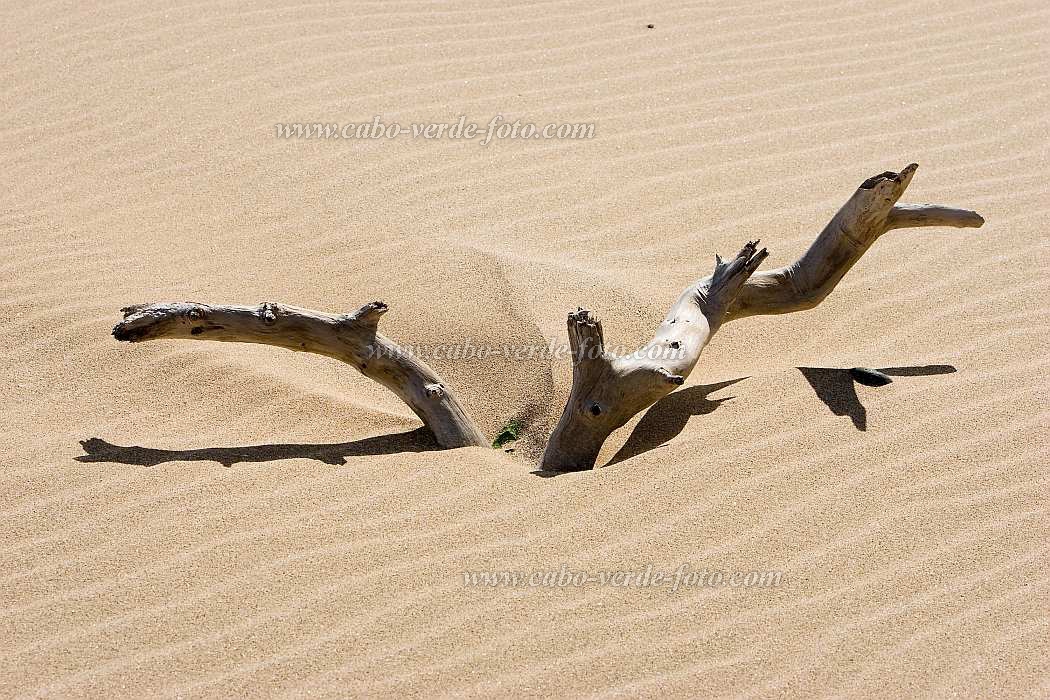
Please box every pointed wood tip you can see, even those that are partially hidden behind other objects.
[652,367,686,385]
[346,300,389,326]
[120,304,150,319]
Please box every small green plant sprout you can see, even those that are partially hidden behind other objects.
[492,419,523,449]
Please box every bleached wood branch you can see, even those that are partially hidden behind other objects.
[725,164,984,320]
[540,163,984,471]
[112,301,487,449]
[540,242,768,471]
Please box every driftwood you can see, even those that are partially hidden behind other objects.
[111,163,983,471]
[112,301,486,449]
[540,163,984,469]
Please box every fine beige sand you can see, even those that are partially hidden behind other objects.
[2,0,1049,697]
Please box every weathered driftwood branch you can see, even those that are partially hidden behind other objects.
[539,163,984,471]
[725,164,984,320]
[539,242,769,472]
[111,301,487,449]
[109,164,983,472]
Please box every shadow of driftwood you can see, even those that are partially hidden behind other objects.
[606,377,748,466]
[531,378,746,477]
[798,364,956,431]
[532,363,956,476]
[75,427,438,467]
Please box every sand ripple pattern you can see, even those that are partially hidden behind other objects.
[1,0,1048,697]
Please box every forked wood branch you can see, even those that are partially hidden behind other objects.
[539,163,984,471]
[109,164,983,471]
[724,164,984,321]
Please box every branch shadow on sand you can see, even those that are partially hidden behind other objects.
[606,377,749,466]
[534,363,957,476]
[798,364,956,431]
[531,377,748,477]
[75,427,438,468]
[80,365,956,470]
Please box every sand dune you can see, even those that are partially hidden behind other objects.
[2,0,1048,696]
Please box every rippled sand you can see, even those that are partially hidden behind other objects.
[2,0,1048,696]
